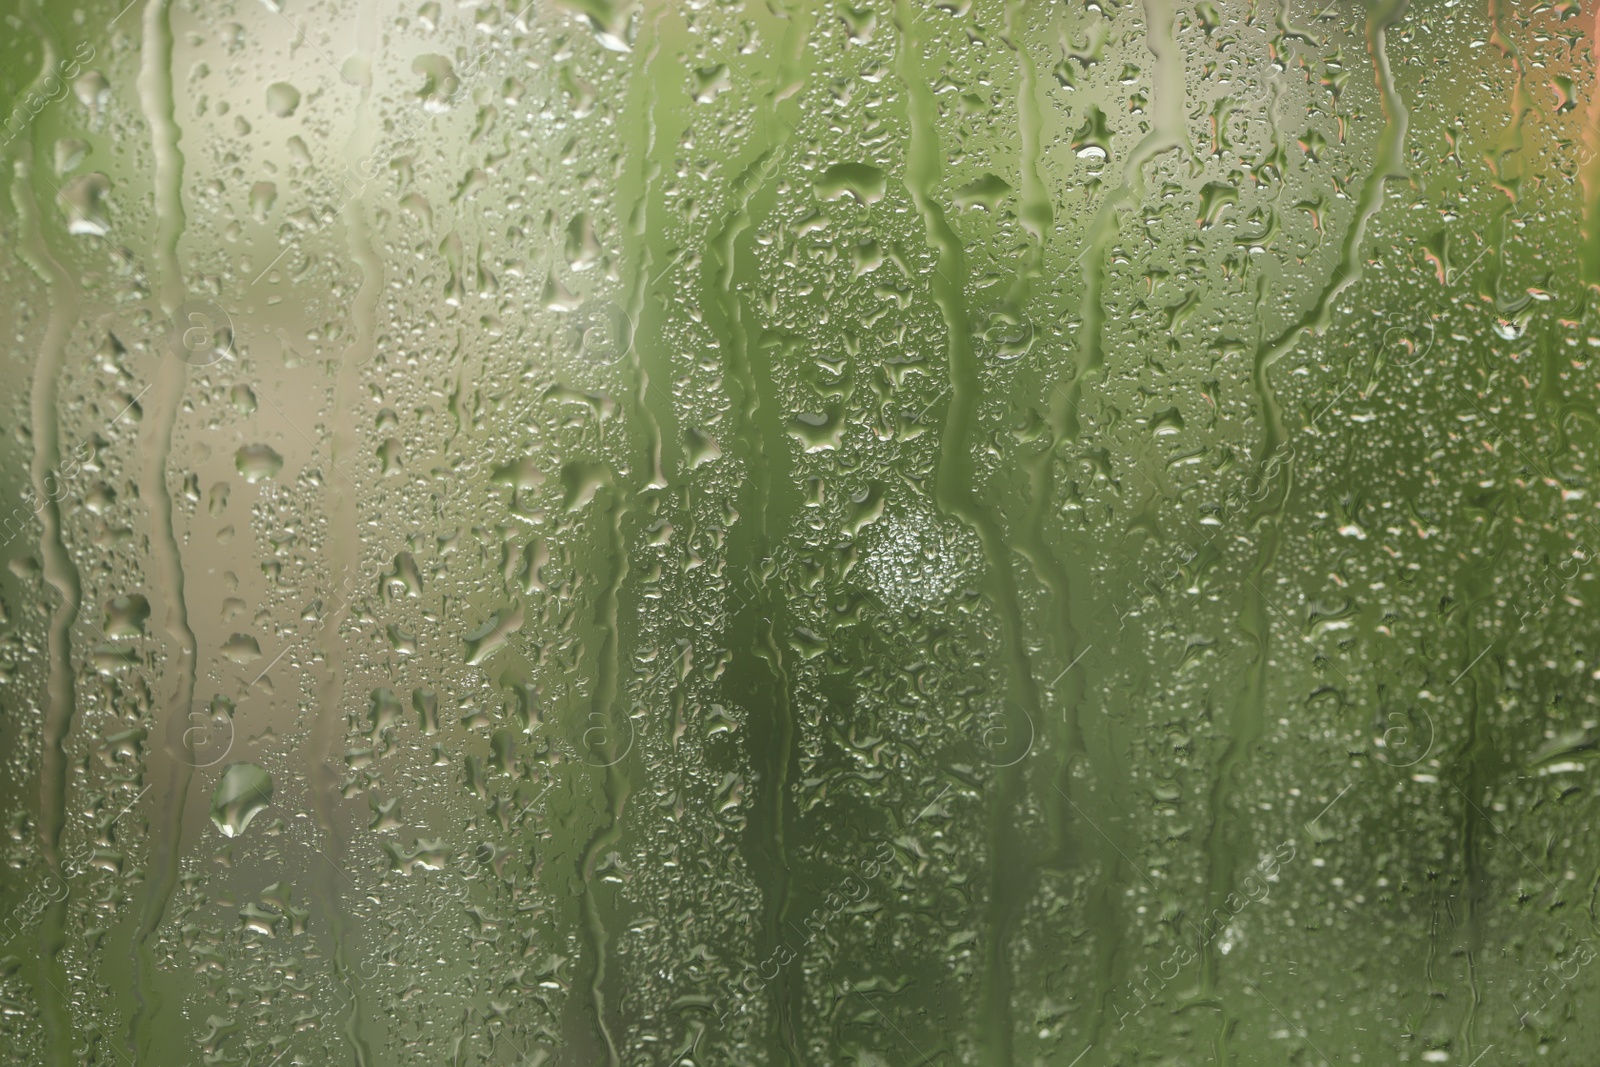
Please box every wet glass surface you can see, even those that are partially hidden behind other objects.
[0,0,1598,1064]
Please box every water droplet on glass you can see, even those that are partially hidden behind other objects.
[235,444,283,483]
[209,762,273,838]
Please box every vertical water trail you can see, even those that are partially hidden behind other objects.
[311,4,380,1062]
[1050,35,1190,1023]
[1447,9,1533,1051]
[702,141,803,1063]
[575,487,628,1067]
[1246,0,1410,468]
[128,1,196,1059]
[1004,0,1120,1043]
[542,19,672,1063]
[1205,0,1410,1052]
[564,17,703,1062]
[1057,0,1190,442]
[1005,0,1052,254]
[624,11,696,500]
[895,4,1049,1060]
[618,26,669,493]
[1048,1,1188,1045]
[685,11,814,1060]
[1004,2,1066,637]
[1452,609,1493,1067]
[9,25,80,1062]
[1005,0,1076,745]
[1583,3,1600,288]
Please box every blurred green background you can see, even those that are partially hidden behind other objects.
[0,0,1597,1064]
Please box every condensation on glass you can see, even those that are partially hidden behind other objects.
[0,0,1595,1065]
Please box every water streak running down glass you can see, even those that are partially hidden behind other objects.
[0,0,1597,1064]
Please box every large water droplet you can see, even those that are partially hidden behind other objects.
[209,762,273,838]
[463,604,524,665]
[264,82,300,118]
[220,633,262,664]
[814,162,887,205]
[58,173,111,236]
[235,444,283,483]
[103,594,150,638]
